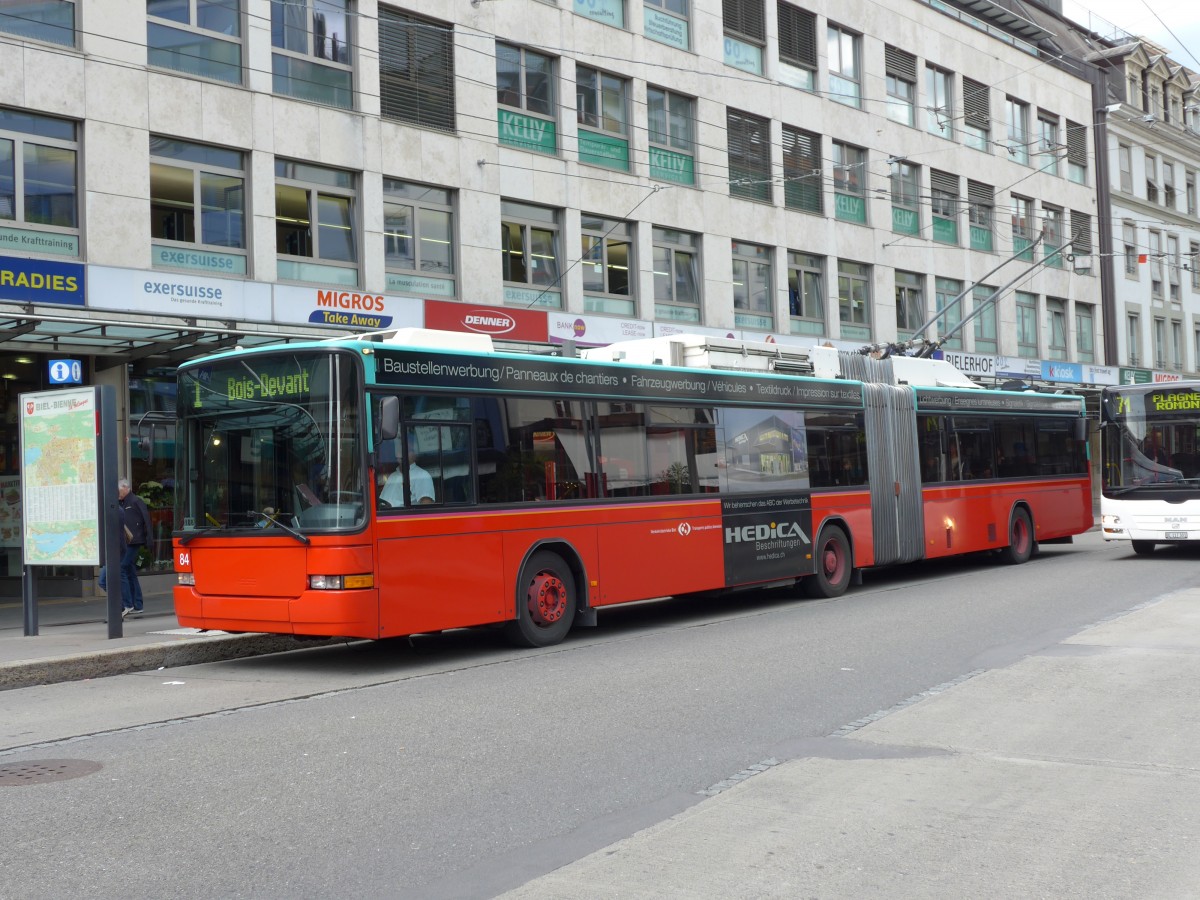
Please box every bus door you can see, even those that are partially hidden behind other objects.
[863,383,924,564]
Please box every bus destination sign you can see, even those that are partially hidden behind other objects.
[1145,387,1200,414]
[374,350,865,409]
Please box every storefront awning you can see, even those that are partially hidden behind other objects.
[0,305,345,365]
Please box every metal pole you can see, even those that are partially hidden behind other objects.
[97,385,122,639]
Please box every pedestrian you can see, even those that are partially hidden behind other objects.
[118,478,153,618]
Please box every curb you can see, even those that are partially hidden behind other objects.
[0,633,346,692]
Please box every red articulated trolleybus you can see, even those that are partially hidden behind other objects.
[172,330,1092,647]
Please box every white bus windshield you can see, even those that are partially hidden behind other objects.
[1101,386,1200,494]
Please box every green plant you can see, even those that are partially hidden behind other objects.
[137,480,171,509]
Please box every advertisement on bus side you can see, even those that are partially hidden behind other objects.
[721,493,814,584]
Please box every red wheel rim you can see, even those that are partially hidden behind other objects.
[528,572,568,625]
[1012,518,1030,555]
[820,541,845,583]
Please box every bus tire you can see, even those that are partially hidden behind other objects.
[1131,540,1156,556]
[504,550,577,648]
[803,527,852,598]
[1000,508,1034,565]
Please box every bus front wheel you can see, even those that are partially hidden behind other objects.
[1131,540,1156,556]
[504,550,577,648]
[1000,508,1034,565]
[803,527,851,598]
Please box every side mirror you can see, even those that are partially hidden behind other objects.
[377,395,400,443]
[1074,418,1089,442]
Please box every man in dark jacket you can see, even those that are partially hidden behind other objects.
[118,478,153,617]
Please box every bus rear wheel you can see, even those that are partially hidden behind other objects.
[803,527,851,598]
[1131,540,1156,556]
[999,508,1034,565]
[504,550,577,648]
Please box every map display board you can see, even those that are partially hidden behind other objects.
[20,387,101,566]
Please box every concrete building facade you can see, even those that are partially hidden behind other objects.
[0,0,1118,582]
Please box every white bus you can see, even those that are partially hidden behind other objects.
[1100,382,1200,554]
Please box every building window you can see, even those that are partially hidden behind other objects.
[1164,162,1176,209]
[1168,234,1180,302]
[968,180,993,252]
[500,200,561,308]
[1118,143,1132,192]
[647,86,695,185]
[0,108,79,253]
[496,44,556,155]
[890,160,919,235]
[973,284,998,353]
[782,125,821,213]
[574,0,624,27]
[576,65,630,172]
[1006,97,1029,165]
[1075,303,1094,363]
[827,25,861,109]
[274,159,357,286]
[1036,112,1059,176]
[788,251,824,335]
[1046,297,1068,361]
[383,180,455,298]
[925,65,953,140]
[270,0,353,109]
[962,78,990,151]
[1127,312,1141,366]
[1123,221,1138,277]
[1041,204,1064,268]
[832,142,866,223]
[0,0,74,46]
[1016,291,1038,357]
[1191,241,1200,290]
[885,46,916,126]
[1149,230,1162,299]
[150,137,246,275]
[1154,317,1166,369]
[148,0,242,84]
[727,109,771,203]
[723,0,764,74]
[1145,153,1159,203]
[581,214,635,315]
[930,169,958,245]
[653,227,701,322]
[895,270,924,337]
[379,8,454,132]
[732,240,773,331]
[1187,171,1197,215]
[935,277,963,350]
[1070,210,1093,274]
[838,261,871,339]
[1012,194,1033,261]
[778,2,816,90]
[1065,119,1086,184]
[644,0,690,51]
[1172,320,1183,370]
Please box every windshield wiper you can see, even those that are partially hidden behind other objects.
[180,525,224,545]
[249,509,310,544]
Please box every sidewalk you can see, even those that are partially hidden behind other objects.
[500,587,1200,898]
[0,573,339,690]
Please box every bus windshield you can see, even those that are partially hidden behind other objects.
[1101,386,1200,493]
[175,350,365,534]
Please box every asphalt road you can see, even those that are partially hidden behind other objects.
[0,531,1189,899]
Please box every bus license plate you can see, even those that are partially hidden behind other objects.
[1165,531,1188,539]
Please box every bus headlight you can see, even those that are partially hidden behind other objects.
[177,573,195,586]
[309,574,374,590]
